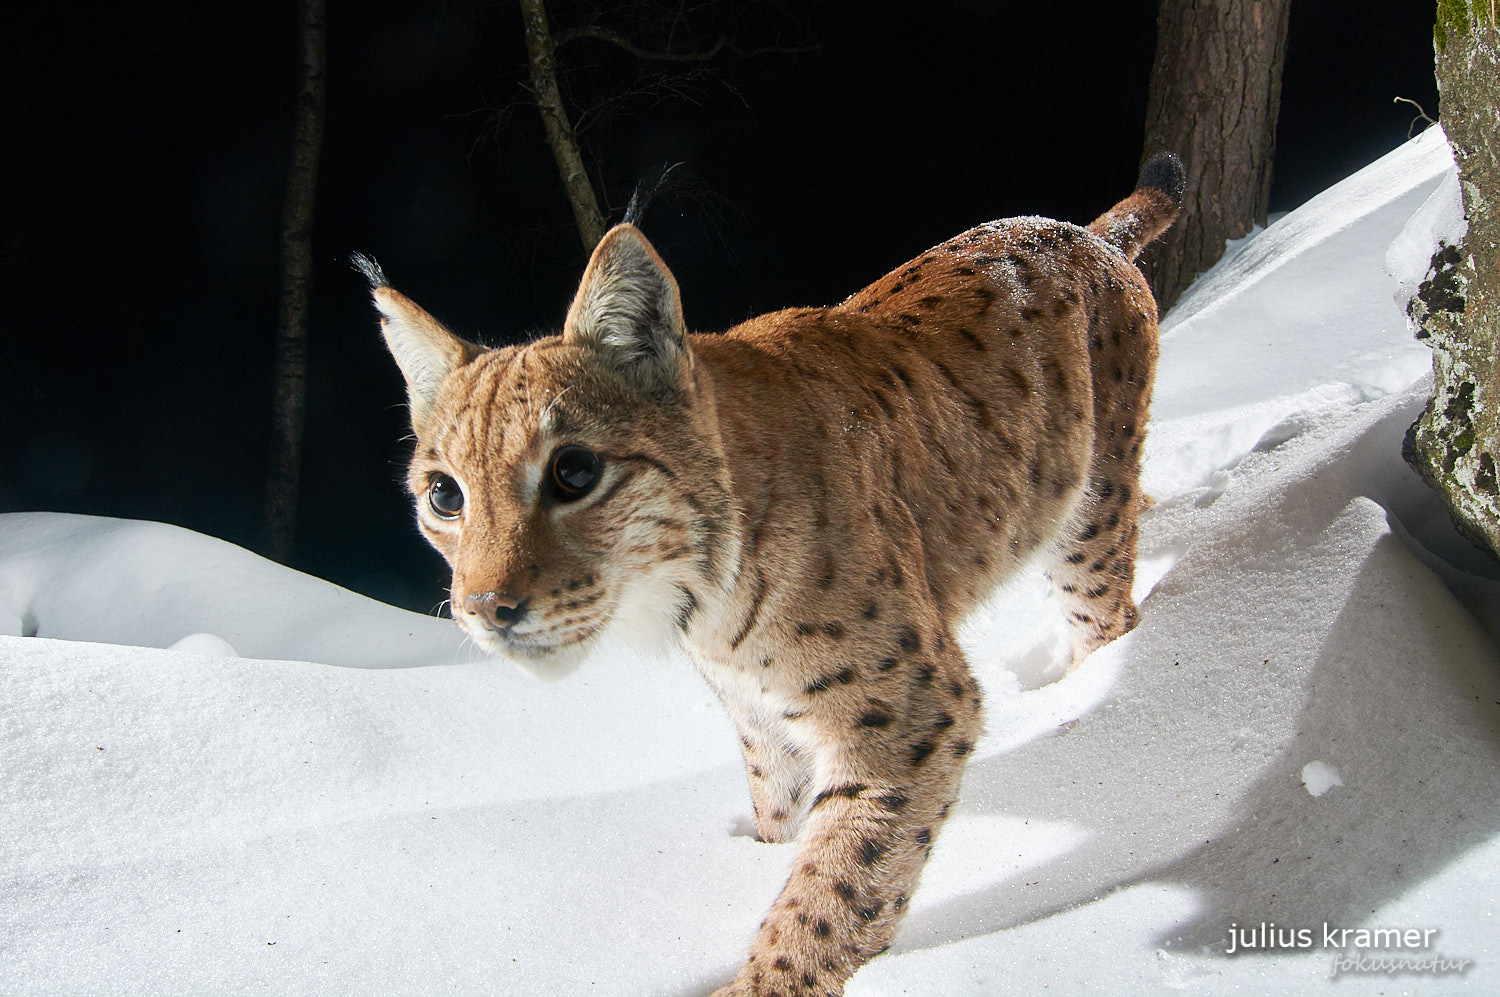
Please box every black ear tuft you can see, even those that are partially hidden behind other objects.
[623,182,653,228]
[622,162,683,228]
[1138,152,1186,208]
[349,252,389,290]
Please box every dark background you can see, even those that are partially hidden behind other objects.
[1,1,1440,611]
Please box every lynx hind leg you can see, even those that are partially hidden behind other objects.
[1049,459,1146,668]
[1051,259,1160,668]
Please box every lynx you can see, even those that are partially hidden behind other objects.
[360,153,1184,996]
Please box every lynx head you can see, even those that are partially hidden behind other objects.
[361,226,734,679]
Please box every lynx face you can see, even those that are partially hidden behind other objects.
[366,236,734,678]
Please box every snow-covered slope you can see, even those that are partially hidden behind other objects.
[3,128,1497,996]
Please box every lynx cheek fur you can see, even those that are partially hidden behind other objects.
[363,153,1183,996]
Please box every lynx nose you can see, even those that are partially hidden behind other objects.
[465,591,530,632]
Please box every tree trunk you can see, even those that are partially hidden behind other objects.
[1404,3,1500,560]
[267,0,326,564]
[519,0,607,252]
[1138,0,1292,310]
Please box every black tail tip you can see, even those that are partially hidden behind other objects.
[1138,152,1186,208]
[349,251,389,290]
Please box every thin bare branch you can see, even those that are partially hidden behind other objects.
[554,23,820,62]
[518,0,607,250]
[1393,95,1437,138]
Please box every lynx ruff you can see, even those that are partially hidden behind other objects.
[361,153,1184,996]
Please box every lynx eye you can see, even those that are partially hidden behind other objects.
[547,446,602,502]
[427,473,465,519]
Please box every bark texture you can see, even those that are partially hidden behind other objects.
[520,0,607,252]
[1139,0,1292,310]
[266,0,326,564]
[1406,3,1500,560]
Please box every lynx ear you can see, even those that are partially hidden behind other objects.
[563,225,690,396]
[353,253,479,428]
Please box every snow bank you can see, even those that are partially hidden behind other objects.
[3,129,1498,996]
[0,513,468,668]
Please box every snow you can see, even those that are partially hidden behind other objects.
[1300,761,1343,798]
[3,126,1498,995]
[1384,168,1468,317]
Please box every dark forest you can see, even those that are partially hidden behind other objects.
[1,0,1439,609]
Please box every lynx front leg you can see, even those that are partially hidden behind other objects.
[714,636,982,996]
[735,724,813,844]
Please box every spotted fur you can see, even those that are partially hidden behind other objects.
[367,153,1183,996]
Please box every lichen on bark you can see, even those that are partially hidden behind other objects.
[1406,4,1500,559]
[1435,0,1495,52]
